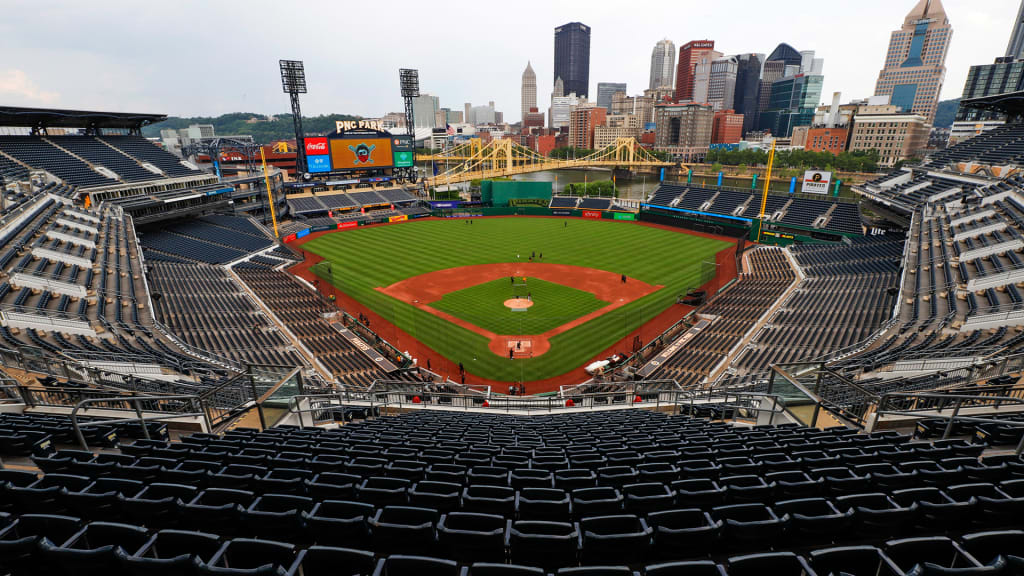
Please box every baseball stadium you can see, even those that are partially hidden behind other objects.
[2,90,1024,573]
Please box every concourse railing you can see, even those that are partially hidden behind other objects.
[70,393,209,451]
[876,388,1024,455]
[284,385,788,428]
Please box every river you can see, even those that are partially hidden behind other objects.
[510,169,655,201]
[425,167,857,201]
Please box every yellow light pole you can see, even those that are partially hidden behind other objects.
[756,140,777,243]
[260,146,280,238]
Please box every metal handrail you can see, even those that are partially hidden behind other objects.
[877,390,1024,455]
[70,393,210,450]
[284,387,789,426]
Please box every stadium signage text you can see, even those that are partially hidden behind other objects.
[801,170,832,195]
[638,319,710,378]
[582,211,602,219]
[336,120,384,132]
[331,322,400,373]
[304,137,328,155]
[337,221,359,230]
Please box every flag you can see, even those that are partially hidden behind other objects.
[446,123,455,136]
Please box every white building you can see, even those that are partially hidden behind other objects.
[692,50,722,105]
[412,94,440,128]
[550,93,581,129]
[708,56,738,111]
[649,39,676,90]
[521,62,537,123]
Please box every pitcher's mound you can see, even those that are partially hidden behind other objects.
[504,298,534,311]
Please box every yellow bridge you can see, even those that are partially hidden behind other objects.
[417,137,674,188]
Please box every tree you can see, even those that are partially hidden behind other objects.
[548,146,596,159]
[565,180,617,197]
[143,112,363,144]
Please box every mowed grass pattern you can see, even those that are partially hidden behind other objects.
[431,277,608,335]
[304,218,730,381]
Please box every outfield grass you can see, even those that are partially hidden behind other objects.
[431,277,608,335]
[304,218,730,381]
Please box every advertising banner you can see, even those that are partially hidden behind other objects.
[393,150,414,167]
[551,209,573,216]
[330,138,394,170]
[338,221,359,230]
[304,137,328,156]
[282,233,297,243]
[296,228,311,239]
[801,170,832,195]
[613,212,636,221]
[430,201,461,209]
[307,155,331,173]
[582,211,602,219]
[388,214,409,223]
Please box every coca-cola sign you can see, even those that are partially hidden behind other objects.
[305,137,328,155]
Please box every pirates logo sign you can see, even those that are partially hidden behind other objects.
[348,143,377,165]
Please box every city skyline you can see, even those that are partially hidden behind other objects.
[0,0,1016,123]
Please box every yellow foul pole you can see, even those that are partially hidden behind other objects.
[260,147,280,238]
[756,139,777,243]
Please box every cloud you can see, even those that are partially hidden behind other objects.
[0,69,60,105]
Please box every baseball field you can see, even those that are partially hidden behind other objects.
[304,217,730,382]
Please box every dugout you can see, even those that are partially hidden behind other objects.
[481,181,553,207]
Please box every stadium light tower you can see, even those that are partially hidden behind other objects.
[280,59,308,176]
[399,69,419,141]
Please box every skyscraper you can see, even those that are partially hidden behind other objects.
[674,40,716,102]
[554,22,591,98]
[759,74,824,137]
[766,43,803,73]
[734,54,765,135]
[873,0,952,124]
[649,39,676,90]
[692,51,722,105]
[708,56,739,111]
[1007,1,1024,60]
[756,59,787,129]
[597,82,627,111]
[521,61,537,123]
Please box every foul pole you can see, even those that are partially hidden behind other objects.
[260,147,280,238]
[756,139,777,243]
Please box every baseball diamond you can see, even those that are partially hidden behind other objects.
[302,217,732,383]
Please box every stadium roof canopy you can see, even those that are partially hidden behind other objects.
[0,106,167,132]
[960,90,1024,121]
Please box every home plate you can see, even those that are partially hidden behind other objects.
[507,338,534,358]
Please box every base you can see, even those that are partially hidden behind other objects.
[506,338,534,358]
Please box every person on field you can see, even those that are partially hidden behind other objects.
[621,274,627,284]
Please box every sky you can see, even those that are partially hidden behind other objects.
[0,0,1018,123]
